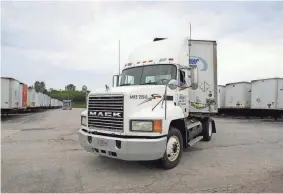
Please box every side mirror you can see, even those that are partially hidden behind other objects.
[190,67,198,90]
[167,79,178,90]
[112,75,119,87]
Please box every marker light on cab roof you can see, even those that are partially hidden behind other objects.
[159,58,166,62]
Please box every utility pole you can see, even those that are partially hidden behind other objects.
[118,40,121,75]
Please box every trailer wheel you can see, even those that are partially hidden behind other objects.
[202,118,212,141]
[159,127,183,170]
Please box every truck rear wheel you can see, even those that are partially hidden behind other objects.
[159,127,183,170]
[202,118,212,141]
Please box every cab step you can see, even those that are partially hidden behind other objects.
[188,136,203,147]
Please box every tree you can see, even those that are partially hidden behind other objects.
[65,84,76,91]
[34,81,47,94]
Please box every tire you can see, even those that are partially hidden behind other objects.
[159,127,183,170]
[202,118,212,141]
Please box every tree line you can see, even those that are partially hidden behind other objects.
[29,81,89,105]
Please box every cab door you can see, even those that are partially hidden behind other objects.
[177,69,189,117]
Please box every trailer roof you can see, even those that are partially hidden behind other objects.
[226,81,251,86]
[190,39,217,43]
[251,77,283,82]
[1,76,19,81]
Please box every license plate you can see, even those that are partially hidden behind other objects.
[97,139,108,146]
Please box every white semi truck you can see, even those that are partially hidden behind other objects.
[79,37,218,169]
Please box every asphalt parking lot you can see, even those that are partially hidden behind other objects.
[1,109,283,192]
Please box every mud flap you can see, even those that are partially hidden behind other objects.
[211,119,216,133]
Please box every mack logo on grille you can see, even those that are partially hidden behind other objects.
[89,111,122,117]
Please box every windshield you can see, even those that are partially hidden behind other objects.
[120,64,177,86]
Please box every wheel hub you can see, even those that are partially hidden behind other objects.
[166,135,180,162]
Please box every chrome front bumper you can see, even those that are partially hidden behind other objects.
[78,129,167,161]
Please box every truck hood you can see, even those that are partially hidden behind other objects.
[89,85,174,118]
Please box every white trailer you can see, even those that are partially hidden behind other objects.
[218,85,226,109]
[38,92,43,107]
[79,37,218,169]
[34,92,41,107]
[1,77,20,111]
[225,82,251,109]
[51,98,55,108]
[18,83,23,109]
[251,78,283,110]
[27,88,36,107]
[188,40,218,113]
[47,96,51,107]
[43,94,48,107]
[250,78,283,119]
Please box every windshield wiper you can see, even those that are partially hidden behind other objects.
[141,82,158,85]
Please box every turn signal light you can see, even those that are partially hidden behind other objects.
[153,120,162,133]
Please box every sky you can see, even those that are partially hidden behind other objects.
[1,1,283,91]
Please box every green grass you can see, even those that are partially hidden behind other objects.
[72,102,86,108]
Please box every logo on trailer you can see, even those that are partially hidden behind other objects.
[189,56,208,71]
[89,111,122,118]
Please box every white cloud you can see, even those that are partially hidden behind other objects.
[1,1,283,89]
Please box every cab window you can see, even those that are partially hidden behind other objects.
[179,70,186,85]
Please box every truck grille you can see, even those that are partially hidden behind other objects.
[88,95,124,131]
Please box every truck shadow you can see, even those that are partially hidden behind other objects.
[86,147,205,172]
[87,156,165,172]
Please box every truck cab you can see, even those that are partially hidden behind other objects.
[62,100,72,110]
[79,37,217,169]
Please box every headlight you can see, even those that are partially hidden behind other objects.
[131,120,162,132]
[81,116,87,126]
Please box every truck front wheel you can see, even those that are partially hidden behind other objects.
[159,127,183,170]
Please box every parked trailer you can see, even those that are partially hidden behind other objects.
[18,83,23,109]
[218,85,226,108]
[27,88,36,108]
[219,82,251,116]
[40,92,44,107]
[217,85,226,115]
[54,99,58,108]
[34,92,41,108]
[250,78,283,119]
[21,83,28,109]
[43,94,47,108]
[1,77,20,113]
[47,96,51,108]
[50,98,55,108]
